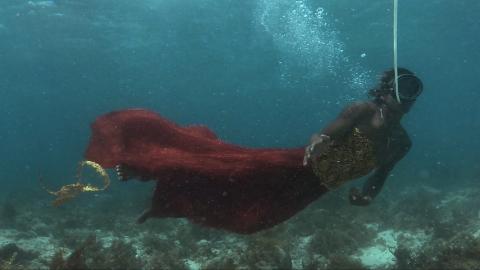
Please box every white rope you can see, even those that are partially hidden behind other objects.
[393,0,401,103]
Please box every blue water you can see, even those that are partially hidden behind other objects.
[1,0,479,197]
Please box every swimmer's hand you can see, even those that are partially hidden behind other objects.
[348,187,372,206]
[303,134,332,166]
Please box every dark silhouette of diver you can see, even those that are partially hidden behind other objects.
[304,67,423,206]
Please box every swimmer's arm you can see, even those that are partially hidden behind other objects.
[304,102,372,166]
[351,127,412,205]
[318,102,371,141]
[360,166,391,200]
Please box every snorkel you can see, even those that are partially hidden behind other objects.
[392,0,423,104]
[393,0,401,103]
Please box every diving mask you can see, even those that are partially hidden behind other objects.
[390,74,423,102]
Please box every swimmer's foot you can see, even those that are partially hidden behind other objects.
[136,209,152,224]
[115,164,139,181]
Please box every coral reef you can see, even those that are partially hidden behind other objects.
[393,233,480,270]
[325,254,367,270]
[0,252,25,270]
[0,180,479,269]
[48,235,143,270]
[0,243,38,265]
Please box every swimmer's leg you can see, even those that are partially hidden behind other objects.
[136,208,153,224]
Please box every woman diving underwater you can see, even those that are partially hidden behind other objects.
[304,67,422,205]
[84,67,423,234]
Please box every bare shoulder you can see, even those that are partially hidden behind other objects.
[340,101,376,118]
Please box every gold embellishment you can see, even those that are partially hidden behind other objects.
[311,128,376,190]
[42,160,110,206]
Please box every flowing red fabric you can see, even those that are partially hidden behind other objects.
[85,109,327,234]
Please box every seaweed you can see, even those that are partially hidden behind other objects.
[202,257,237,270]
[48,235,93,270]
[325,254,367,270]
[0,252,25,270]
[426,234,480,270]
[243,237,293,270]
[386,188,442,231]
[392,243,416,270]
[96,239,143,269]
[48,234,143,270]
[146,249,188,270]
[308,221,376,256]
[0,243,38,265]
[392,232,480,270]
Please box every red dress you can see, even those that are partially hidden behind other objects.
[85,109,327,234]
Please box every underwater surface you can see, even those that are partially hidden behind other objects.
[1,0,479,269]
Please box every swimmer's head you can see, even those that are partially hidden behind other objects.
[369,68,423,113]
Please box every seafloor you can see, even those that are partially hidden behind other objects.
[1,174,479,270]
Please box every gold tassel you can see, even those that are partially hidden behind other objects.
[42,160,110,206]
